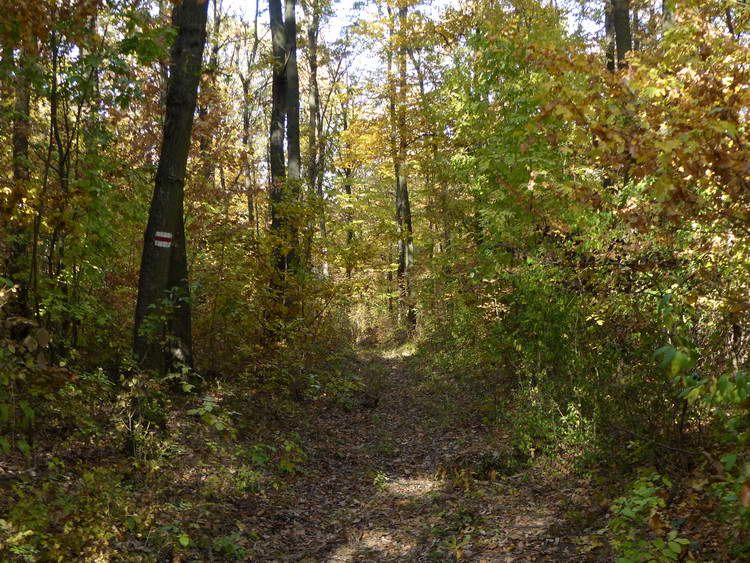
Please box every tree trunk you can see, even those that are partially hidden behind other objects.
[134,0,209,373]
[341,93,355,278]
[603,0,631,191]
[604,0,615,72]
[157,0,170,109]
[306,0,327,276]
[395,4,415,331]
[268,0,292,316]
[662,0,674,32]
[4,46,31,314]
[242,76,255,228]
[725,9,736,38]
[241,0,261,232]
[268,0,301,315]
[285,0,301,273]
[612,0,631,69]
[197,1,222,191]
[343,166,354,278]
[306,2,320,198]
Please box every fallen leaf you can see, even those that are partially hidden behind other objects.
[648,512,665,535]
[739,476,750,508]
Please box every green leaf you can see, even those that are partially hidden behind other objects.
[683,387,702,404]
[17,438,31,458]
[721,453,738,470]
[178,533,190,547]
[654,346,676,370]
[19,401,34,424]
[642,86,663,98]
[718,375,731,396]
[670,350,690,376]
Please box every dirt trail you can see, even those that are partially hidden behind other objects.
[240,349,607,561]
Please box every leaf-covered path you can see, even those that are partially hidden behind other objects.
[240,348,608,561]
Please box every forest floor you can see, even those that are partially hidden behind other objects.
[0,345,617,561]
[237,347,611,562]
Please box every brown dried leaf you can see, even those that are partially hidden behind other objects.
[739,477,750,508]
[23,334,37,352]
[36,328,50,348]
[648,512,665,535]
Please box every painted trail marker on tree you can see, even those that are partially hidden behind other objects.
[154,231,173,248]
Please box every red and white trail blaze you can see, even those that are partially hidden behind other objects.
[154,231,173,248]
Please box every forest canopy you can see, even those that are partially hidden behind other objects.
[2,0,750,560]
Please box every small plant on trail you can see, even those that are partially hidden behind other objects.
[212,531,249,560]
[373,470,389,492]
[187,392,238,439]
[444,533,472,560]
[278,432,307,473]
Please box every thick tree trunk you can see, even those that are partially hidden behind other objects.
[134,0,209,373]
[157,0,170,108]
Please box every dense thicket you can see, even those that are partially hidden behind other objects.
[2,0,750,560]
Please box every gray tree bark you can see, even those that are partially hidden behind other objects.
[268,0,301,315]
[268,0,289,299]
[285,0,302,281]
[285,0,301,188]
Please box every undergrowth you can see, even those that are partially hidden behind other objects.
[413,255,748,560]
[0,288,359,561]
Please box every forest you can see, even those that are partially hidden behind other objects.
[1,0,749,560]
